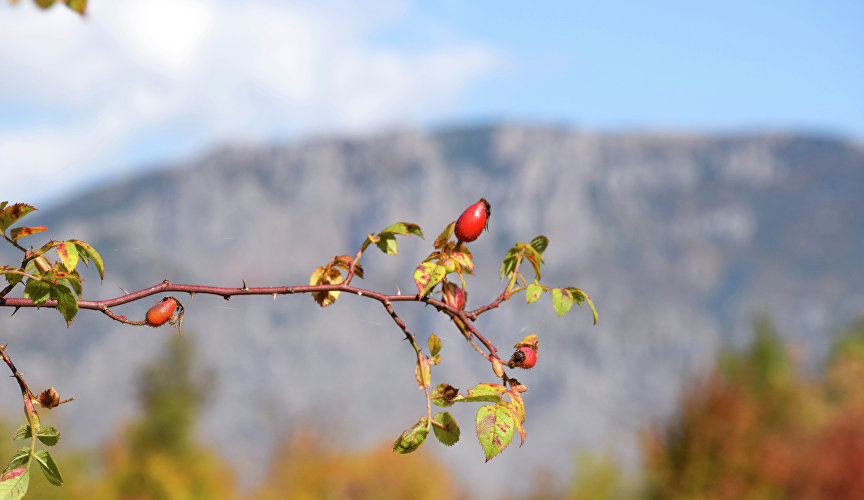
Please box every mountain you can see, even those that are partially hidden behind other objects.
[2,124,862,493]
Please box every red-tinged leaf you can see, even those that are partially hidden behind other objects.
[55,241,79,272]
[507,389,526,423]
[392,417,429,454]
[309,265,343,307]
[69,240,104,280]
[552,287,574,317]
[525,283,543,303]
[476,403,516,461]
[415,356,431,389]
[0,204,36,233]
[12,425,31,441]
[512,408,527,446]
[332,255,364,279]
[3,447,30,474]
[413,262,446,296]
[9,226,47,241]
[434,222,455,249]
[524,253,542,279]
[432,411,460,446]
[428,333,442,357]
[380,222,424,238]
[431,383,459,407]
[456,383,506,403]
[0,467,29,500]
[449,251,474,271]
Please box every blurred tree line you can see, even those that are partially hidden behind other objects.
[3,318,863,499]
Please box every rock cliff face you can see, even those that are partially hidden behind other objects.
[3,125,862,491]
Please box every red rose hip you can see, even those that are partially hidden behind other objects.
[509,346,537,369]
[146,297,179,327]
[454,198,491,243]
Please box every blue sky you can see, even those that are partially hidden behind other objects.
[1,0,862,208]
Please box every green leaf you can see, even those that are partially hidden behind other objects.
[413,262,446,296]
[9,226,47,241]
[0,204,36,233]
[3,448,30,475]
[455,383,506,403]
[65,0,87,14]
[49,284,78,325]
[475,403,516,461]
[24,278,51,306]
[433,222,455,249]
[415,356,431,389]
[428,333,442,357]
[36,427,60,447]
[33,450,62,486]
[4,269,24,288]
[552,288,574,317]
[586,295,598,325]
[0,467,29,500]
[564,287,598,324]
[55,241,79,272]
[499,249,520,280]
[375,233,399,255]
[12,426,31,441]
[70,240,104,280]
[432,412,460,446]
[431,383,459,407]
[529,235,548,256]
[380,222,423,238]
[392,417,430,454]
[64,270,83,299]
[34,0,56,8]
[525,283,543,303]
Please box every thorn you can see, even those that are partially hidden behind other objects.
[119,287,129,295]
[224,296,231,301]
[272,293,277,303]
[396,285,401,295]
[357,291,362,296]
[242,280,248,290]
[189,292,196,301]
[11,307,20,316]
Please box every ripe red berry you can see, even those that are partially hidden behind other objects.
[509,346,537,369]
[454,198,491,243]
[146,297,179,327]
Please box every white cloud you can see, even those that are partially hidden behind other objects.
[0,0,502,207]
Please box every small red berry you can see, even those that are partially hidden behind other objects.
[146,297,179,327]
[509,346,537,369]
[454,198,491,243]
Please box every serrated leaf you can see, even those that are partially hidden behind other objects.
[432,412,460,446]
[0,204,36,233]
[55,241,79,272]
[65,271,83,299]
[36,427,60,447]
[431,383,459,407]
[529,235,548,256]
[507,390,526,424]
[332,255,363,279]
[49,284,78,325]
[380,222,423,238]
[375,233,399,255]
[428,333,442,357]
[456,383,506,403]
[434,222,455,249]
[392,417,429,454]
[309,266,343,307]
[499,253,519,280]
[9,226,47,241]
[449,251,474,272]
[413,262,446,296]
[3,447,30,475]
[68,240,104,280]
[0,467,29,500]
[33,450,62,486]
[552,288,574,317]
[12,426,31,441]
[415,356,431,389]
[525,283,543,303]
[476,403,516,461]
[4,269,24,288]
[24,278,51,306]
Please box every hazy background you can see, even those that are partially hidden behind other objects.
[1,1,863,498]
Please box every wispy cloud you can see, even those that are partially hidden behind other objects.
[0,0,503,206]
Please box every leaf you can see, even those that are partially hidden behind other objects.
[64,270,83,298]
[34,0,56,7]
[475,403,516,461]
[392,417,429,454]
[0,204,36,233]
[49,284,78,325]
[0,467,29,500]
[12,426,30,441]
[552,288,574,317]
[431,383,459,407]
[456,383,506,403]
[529,235,548,257]
[449,251,474,272]
[55,241,79,272]
[309,265,343,308]
[380,222,423,238]
[433,222,455,249]
[36,427,60,447]
[564,287,598,325]
[3,448,30,475]
[375,233,399,255]
[499,249,520,280]
[525,283,543,303]
[69,240,104,281]
[9,226,47,241]
[331,255,363,279]
[428,333,442,357]
[413,262,446,296]
[432,412,460,446]
[415,356,431,389]
[33,450,62,486]
[65,0,87,14]
[514,334,538,350]
[23,278,51,307]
